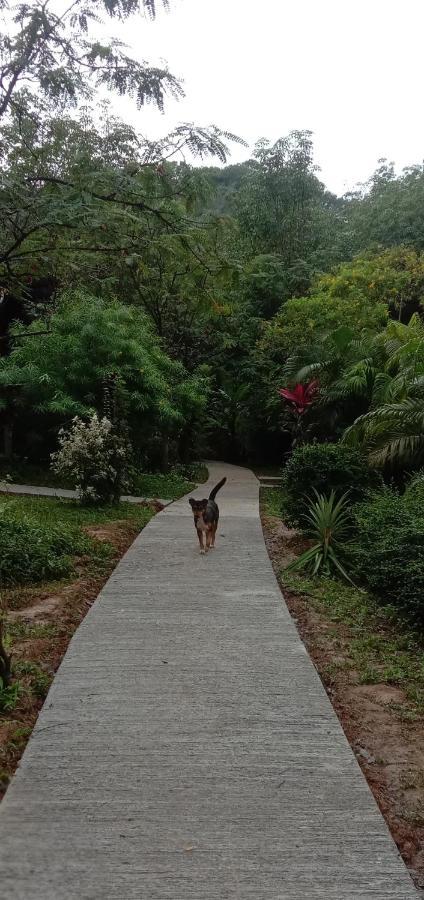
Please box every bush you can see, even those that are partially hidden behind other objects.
[281,442,377,524]
[405,470,424,508]
[345,488,424,620]
[52,414,131,505]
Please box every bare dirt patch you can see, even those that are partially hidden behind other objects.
[262,511,424,894]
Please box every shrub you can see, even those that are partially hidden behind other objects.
[345,488,424,620]
[52,414,131,505]
[0,678,21,712]
[282,442,378,524]
[405,470,424,509]
[286,490,353,582]
[0,508,88,586]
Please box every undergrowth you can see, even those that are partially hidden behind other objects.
[133,463,208,500]
[0,461,209,500]
[0,495,154,587]
[262,487,424,717]
[283,572,424,715]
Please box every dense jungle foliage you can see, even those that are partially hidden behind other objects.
[0,0,422,618]
[0,0,423,479]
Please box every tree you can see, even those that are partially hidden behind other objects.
[344,160,424,253]
[0,0,245,312]
[235,131,342,295]
[0,102,243,293]
[0,291,209,464]
[0,0,177,121]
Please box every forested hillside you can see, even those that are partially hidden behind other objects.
[1,0,424,476]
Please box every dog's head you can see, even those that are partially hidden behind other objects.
[189,497,207,523]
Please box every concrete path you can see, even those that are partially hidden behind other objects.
[0,482,172,506]
[0,463,418,899]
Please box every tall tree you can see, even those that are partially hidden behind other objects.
[0,0,176,120]
[235,131,341,295]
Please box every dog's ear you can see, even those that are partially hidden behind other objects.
[189,498,195,507]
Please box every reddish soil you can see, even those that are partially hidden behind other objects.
[0,508,160,799]
[262,512,424,894]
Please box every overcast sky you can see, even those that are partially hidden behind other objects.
[111,0,424,196]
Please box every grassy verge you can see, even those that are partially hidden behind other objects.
[262,487,424,715]
[0,461,209,500]
[261,486,424,888]
[261,485,290,519]
[0,494,156,796]
[3,494,155,529]
[133,463,208,500]
[284,572,424,715]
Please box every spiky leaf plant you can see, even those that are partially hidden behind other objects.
[286,489,354,583]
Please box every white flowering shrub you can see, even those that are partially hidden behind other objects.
[51,414,131,505]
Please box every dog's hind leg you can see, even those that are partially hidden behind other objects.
[211,522,217,548]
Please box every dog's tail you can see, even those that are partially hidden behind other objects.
[208,476,227,502]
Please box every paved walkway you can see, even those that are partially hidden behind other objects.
[0,482,172,506]
[0,463,418,898]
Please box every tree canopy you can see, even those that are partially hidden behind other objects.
[1,0,424,473]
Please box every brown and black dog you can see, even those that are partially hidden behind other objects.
[189,477,226,554]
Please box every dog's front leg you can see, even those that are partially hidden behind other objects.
[197,528,205,555]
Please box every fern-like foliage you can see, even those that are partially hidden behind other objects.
[0,0,176,119]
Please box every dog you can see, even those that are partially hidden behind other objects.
[189,477,226,554]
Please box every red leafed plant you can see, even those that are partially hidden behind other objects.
[278,380,319,416]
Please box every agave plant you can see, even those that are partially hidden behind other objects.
[286,489,354,582]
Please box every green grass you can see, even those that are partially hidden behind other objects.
[263,484,424,715]
[0,495,155,588]
[283,571,424,715]
[14,661,52,699]
[5,621,58,643]
[133,463,208,500]
[0,681,21,713]
[0,460,209,500]
[261,486,290,520]
[134,473,195,499]
[3,494,153,528]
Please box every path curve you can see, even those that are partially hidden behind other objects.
[0,463,418,898]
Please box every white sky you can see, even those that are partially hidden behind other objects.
[111,0,424,195]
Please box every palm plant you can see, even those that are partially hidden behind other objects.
[344,316,424,468]
[284,316,424,469]
[282,326,381,441]
[286,489,354,582]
